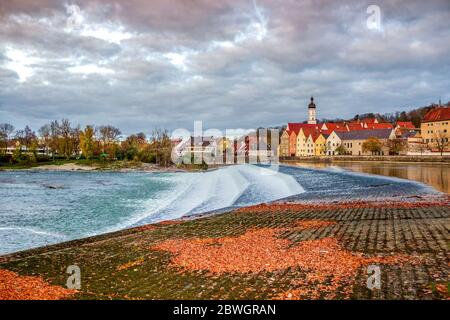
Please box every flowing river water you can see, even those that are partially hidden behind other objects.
[0,163,441,254]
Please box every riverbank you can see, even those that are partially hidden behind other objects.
[0,195,448,300]
[0,160,205,173]
[34,162,186,173]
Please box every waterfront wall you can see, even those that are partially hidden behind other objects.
[281,155,450,163]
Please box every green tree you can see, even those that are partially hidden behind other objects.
[335,144,347,155]
[12,141,22,163]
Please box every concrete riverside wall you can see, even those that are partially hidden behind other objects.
[281,155,450,163]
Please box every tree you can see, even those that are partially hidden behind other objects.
[71,125,81,157]
[0,123,15,153]
[149,129,173,167]
[121,133,148,161]
[335,144,346,155]
[58,119,74,159]
[432,131,449,156]
[362,137,382,155]
[386,138,406,155]
[15,125,37,149]
[49,120,60,158]
[80,126,95,159]
[12,141,22,163]
[97,125,121,155]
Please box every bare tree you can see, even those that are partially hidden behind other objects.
[97,125,121,154]
[432,131,449,156]
[38,124,51,156]
[15,125,37,149]
[0,123,15,153]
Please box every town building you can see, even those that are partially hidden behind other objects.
[327,129,395,156]
[420,106,450,152]
[295,124,321,157]
[395,121,417,130]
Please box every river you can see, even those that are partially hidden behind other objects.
[289,161,450,194]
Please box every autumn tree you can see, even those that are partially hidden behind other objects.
[149,129,172,167]
[386,138,406,155]
[80,126,95,159]
[362,137,382,155]
[58,119,74,159]
[121,132,147,161]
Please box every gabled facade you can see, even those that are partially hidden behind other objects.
[295,125,321,157]
[326,131,342,155]
[312,133,328,156]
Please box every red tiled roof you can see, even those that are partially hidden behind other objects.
[300,125,322,137]
[322,122,346,132]
[346,123,364,131]
[396,121,416,129]
[365,123,394,129]
[287,123,321,134]
[422,107,450,122]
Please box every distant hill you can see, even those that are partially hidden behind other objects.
[321,101,450,128]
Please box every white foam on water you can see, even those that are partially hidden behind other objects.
[109,164,305,231]
[233,164,305,204]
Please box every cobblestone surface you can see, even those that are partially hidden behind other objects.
[0,200,448,300]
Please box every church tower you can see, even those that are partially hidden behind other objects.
[308,96,317,124]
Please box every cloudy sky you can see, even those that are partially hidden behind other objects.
[1,0,449,135]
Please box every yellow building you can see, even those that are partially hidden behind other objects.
[420,107,450,152]
[296,130,327,157]
[313,133,328,156]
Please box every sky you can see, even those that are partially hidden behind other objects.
[1,0,450,136]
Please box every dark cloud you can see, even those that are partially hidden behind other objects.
[0,0,449,135]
